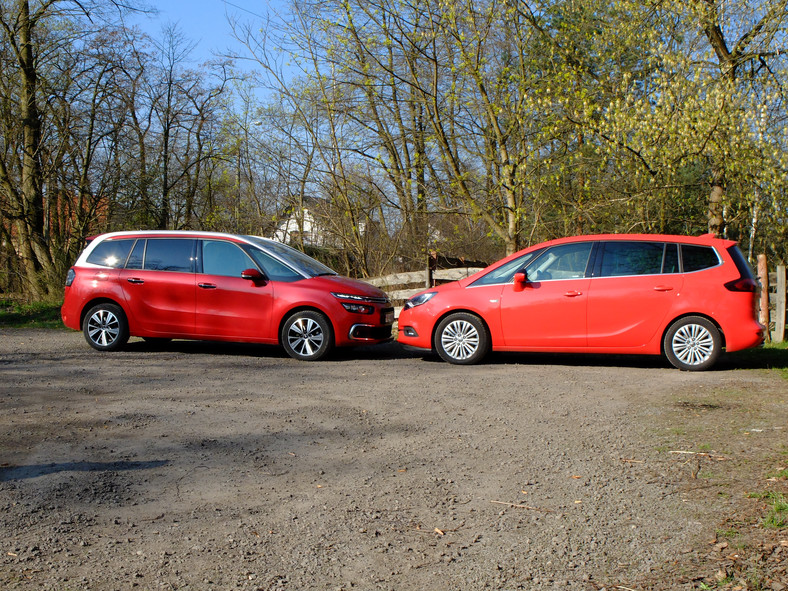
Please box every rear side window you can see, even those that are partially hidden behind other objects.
[126,239,195,272]
[85,239,135,268]
[681,245,720,272]
[662,243,679,273]
[598,241,664,277]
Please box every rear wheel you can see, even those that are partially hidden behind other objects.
[281,311,333,361]
[434,313,490,365]
[83,303,129,351]
[664,316,721,371]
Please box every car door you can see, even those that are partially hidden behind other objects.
[194,239,275,340]
[586,241,684,348]
[118,238,197,335]
[499,242,593,348]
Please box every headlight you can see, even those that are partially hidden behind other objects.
[331,292,389,304]
[340,302,374,314]
[331,292,386,315]
[404,291,437,309]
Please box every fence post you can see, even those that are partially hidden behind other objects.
[757,255,769,337]
[775,264,786,343]
[426,252,435,288]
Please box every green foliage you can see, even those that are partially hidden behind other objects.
[0,300,64,329]
[2,0,788,295]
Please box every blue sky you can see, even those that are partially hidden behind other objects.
[133,0,276,64]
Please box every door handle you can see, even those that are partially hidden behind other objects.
[563,291,583,297]
[198,283,217,289]
[126,278,144,284]
[653,285,674,292]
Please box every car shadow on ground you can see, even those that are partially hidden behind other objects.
[121,337,787,371]
[407,345,788,371]
[124,338,287,358]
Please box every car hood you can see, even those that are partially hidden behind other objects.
[410,280,464,300]
[308,275,390,300]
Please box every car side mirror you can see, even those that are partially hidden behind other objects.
[241,268,265,281]
[513,271,528,292]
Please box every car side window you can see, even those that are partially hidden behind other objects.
[85,239,135,268]
[598,241,664,277]
[247,248,303,282]
[200,240,256,277]
[526,242,593,281]
[681,245,720,272]
[141,239,195,272]
[470,250,542,287]
[126,239,145,270]
[662,243,679,273]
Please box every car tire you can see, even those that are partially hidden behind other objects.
[83,303,129,352]
[434,312,490,365]
[281,310,333,361]
[664,316,721,371]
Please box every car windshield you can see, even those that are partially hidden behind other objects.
[243,236,338,278]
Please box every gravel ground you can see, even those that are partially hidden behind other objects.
[1,329,786,590]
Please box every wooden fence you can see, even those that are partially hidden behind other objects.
[366,254,485,318]
[367,267,484,318]
[368,255,787,342]
[758,259,786,343]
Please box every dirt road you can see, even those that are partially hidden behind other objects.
[1,329,786,590]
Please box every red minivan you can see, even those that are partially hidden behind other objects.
[397,234,764,370]
[62,231,394,360]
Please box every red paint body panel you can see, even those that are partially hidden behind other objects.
[62,231,393,352]
[397,234,765,361]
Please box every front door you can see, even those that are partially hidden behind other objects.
[194,239,275,340]
[499,242,593,348]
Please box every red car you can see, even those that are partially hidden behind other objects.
[62,231,394,360]
[397,234,764,370]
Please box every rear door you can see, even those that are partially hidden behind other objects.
[118,238,197,335]
[586,241,684,348]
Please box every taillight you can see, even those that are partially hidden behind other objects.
[64,268,76,287]
[724,278,757,292]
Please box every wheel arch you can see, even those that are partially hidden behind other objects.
[79,297,128,330]
[660,313,726,356]
[430,309,491,351]
[277,305,336,347]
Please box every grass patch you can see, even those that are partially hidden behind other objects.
[763,493,788,528]
[747,491,788,529]
[715,527,739,538]
[0,299,63,329]
[730,341,788,378]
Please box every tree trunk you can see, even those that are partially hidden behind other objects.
[13,0,56,298]
[707,176,725,237]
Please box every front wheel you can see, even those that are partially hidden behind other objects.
[434,313,490,365]
[663,316,721,371]
[281,311,333,361]
[83,303,129,351]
